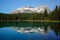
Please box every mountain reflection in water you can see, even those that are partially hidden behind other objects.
[0,21,60,40]
[12,27,50,34]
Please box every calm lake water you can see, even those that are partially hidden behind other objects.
[0,21,60,40]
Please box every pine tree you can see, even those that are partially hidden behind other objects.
[43,9,48,19]
[58,6,60,20]
[52,5,59,20]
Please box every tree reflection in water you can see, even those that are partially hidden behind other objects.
[50,22,60,36]
[0,21,60,36]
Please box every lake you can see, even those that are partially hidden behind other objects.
[0,21,60,40]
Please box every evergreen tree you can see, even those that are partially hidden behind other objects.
[51,5,59,20]
[43,9,48,19]
[58,6,60,20]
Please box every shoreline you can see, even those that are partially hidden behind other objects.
[0,20,60,22]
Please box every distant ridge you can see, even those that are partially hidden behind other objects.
[11,5,50,14]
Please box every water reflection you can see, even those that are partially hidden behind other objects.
[12,27,50,34]
[0,21,60,36]
[0,21,60,40]
[50,22,60,36]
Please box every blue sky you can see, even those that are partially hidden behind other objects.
[0,0,60,13]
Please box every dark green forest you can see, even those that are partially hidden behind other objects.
[0,6,60,20]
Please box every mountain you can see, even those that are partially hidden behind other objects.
[11,5,50,14]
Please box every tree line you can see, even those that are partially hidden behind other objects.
[0,5,60,20]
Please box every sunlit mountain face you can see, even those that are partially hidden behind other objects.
[11,5,50,14]
[12,27,50,34]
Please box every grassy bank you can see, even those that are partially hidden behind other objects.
[0,20,60,22]
[23,20,60,22]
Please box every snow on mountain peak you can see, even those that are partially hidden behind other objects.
[12,5,50,14]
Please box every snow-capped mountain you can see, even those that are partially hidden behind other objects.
[12,5,50,14]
